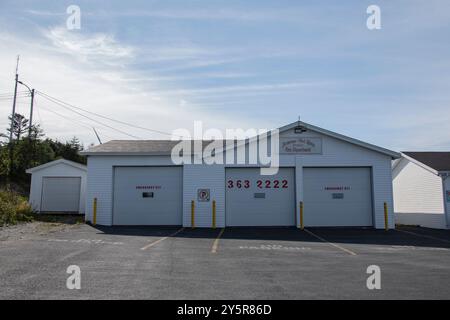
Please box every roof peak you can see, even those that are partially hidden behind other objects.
[402,152,450,172]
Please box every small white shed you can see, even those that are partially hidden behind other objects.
[26,159,87,214]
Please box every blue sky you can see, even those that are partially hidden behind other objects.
[0,0,449,150]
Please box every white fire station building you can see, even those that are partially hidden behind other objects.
[80,121,400,229]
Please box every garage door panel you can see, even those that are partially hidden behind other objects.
[305,186,371,201]
[113,167,182,225]
[303,168,373,227]
[41,177,81,212]
[304,203,372,226]
[226,168,295,226]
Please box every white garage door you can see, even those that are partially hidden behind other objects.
[226,168,296,226]
[113,167,182,225]
[41,177,81,212]
[303,167,373,227]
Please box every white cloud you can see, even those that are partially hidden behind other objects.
[179,99,187,107]
[0,29,261,146]
[154,81,327,97]
[44,27,134,63]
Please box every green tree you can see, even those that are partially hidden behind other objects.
[10,139,55,182]
[0,114,86,191]
[4,113,29,140]
[44,137,86,165]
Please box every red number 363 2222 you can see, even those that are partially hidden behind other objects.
[227,180,288,189]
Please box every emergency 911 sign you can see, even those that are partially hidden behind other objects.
[198,189,210,202]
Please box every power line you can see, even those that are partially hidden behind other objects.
[39,104,97,131]
[0,93,30,100]
[37,90,183,138]
[35,93,142,139]
[0,96,31,102]
[38,104,117,141]
[0,91,29,96]
[0,93,27,100]
[36,90,186,139]
[4,86,188,140]
[40,106,113,141]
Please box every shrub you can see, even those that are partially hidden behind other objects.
[0,200,16,225]
[0,189,34,226]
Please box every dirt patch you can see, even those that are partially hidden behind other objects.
[0,215,84,241]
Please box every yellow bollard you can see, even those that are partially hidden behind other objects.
[299,201,304,230]
[93,198,97,226]
[212,200,216,229]
[191,200,195,228]
[384,202,389,231]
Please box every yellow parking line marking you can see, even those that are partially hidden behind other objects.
[140,227,185,250]
[396,229,450,245]
[304,229,357,256]
[211,228,225,254]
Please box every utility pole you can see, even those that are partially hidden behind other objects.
[8,55,20,180]
[9,56,19,143]
[16,80,35,137]
[28,89,35,136]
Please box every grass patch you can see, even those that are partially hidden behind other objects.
[0,189,35,226]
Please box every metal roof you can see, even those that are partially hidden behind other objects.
[402,152,450,172]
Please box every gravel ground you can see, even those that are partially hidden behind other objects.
[0,215,84,242]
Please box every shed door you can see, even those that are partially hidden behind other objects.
[226,168,296,226]
[303,167,373,227]
[113,167,182,225]
[41,177,81,212]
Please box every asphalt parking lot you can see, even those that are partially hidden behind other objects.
[1,222,450,299]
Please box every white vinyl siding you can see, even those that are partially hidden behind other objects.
[393,158,447,229]
[445,177,450,227]
[183,164,225,228]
